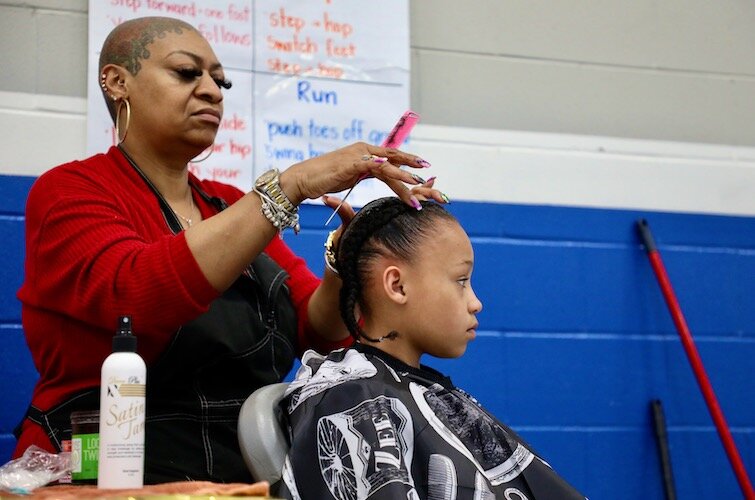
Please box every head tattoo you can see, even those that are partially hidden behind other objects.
[98,17,197,120]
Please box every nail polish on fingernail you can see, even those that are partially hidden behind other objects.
[411,173,426,184]
[417,158,432,168]
[441,192,451,203]
[426,176,437,183]
[374,157,386,164]
[410,195,423,210]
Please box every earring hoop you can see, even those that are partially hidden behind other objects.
[190,145,214,163]
[115,98,131,144]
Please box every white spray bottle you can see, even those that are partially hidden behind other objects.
[97,315,146,489]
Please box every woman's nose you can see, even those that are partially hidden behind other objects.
[196,71,223,102]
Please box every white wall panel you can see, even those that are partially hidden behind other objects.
[0,0,86,11]
[411,0,755,75]
[412,50,755,146]
[36,10,88,96]
[0,92,86,175]
[0,7,37,93]
[410,125,755,217]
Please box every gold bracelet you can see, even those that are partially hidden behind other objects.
[253,169,300,234]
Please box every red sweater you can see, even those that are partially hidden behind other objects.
[15,146,344,456]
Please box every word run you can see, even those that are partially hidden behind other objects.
[297,80,337,105]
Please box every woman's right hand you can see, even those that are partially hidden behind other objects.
[279,142,434,209]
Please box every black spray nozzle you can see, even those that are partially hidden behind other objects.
[113,315,137,352]
[117,315,132,335]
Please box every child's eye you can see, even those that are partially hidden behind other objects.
[457,278,470,288]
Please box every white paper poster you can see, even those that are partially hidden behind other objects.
[87,0,409,207]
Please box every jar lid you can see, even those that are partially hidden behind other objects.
[70,410,100,424]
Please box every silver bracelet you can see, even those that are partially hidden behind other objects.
[253,187,300,234]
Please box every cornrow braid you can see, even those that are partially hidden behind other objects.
[337,197,456,342]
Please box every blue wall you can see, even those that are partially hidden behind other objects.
[0,174,38,466]
[1,173,753,499]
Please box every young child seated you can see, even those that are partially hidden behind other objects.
[278,197,585,500]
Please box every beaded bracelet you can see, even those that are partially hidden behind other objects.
[252,187,300,234]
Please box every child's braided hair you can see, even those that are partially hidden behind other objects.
[337,197,456,342]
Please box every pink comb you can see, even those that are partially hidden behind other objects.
[325,110,420,225]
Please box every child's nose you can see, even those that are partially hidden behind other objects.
[470,290,483,313]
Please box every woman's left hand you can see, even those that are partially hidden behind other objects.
[280,142,437,209]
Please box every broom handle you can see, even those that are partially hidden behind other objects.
[637,219,754,498]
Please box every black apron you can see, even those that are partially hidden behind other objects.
[16,154,300,483]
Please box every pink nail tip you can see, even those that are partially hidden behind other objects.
[374,158,386,164]
[417,159,432,168]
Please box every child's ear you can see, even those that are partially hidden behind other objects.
[382,265,408,305]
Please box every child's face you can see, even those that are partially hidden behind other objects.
[402,220,483,361]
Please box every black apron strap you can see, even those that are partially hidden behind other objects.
[14,389,99,451]
[13,405,43,440]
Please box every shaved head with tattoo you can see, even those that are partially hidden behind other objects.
[98,16,197,120]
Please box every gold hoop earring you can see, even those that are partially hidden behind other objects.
[190,145,214,163]
[115,98,131,144]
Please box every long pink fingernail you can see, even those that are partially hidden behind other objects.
[374,157,386,164]
[410,195,422,210]
[417,158,432,168]
[426,176,437,183]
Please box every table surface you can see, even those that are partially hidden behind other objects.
[1,480,274,499]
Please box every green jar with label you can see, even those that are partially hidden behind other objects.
[70,410,99,484]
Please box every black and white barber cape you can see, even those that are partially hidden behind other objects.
[278,343,586,500]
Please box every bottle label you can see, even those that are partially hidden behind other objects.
[72,433,99,481]
[102,377,146,444]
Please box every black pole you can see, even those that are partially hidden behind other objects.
[651,399,677,500]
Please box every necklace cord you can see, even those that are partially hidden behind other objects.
[118,146,194,233]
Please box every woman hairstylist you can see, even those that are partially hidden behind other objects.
[14,16,445,484]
